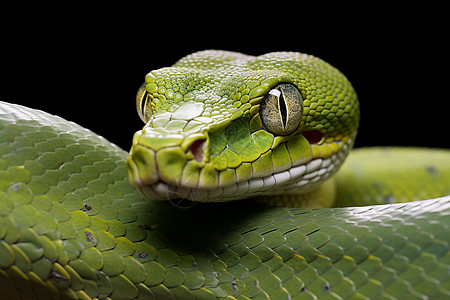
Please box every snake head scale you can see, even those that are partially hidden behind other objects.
[126,50,359,202]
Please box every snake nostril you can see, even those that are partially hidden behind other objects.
[190,139,205,162]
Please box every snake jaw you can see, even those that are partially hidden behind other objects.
[127,127,356,202]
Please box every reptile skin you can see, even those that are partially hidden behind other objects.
[0,50,449,299]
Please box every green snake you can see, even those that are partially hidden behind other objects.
[1,50,449,299]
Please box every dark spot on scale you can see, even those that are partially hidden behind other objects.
[324,282,331,292]
[192,260,199,269]
[50,268,69,282]
[85,231,95,243]
[81,204,92,212]
[231,278,238,292]
[300,286,307,293]
[426,166,439,177]
[384,195,395,204]
[138,252,148,258]
[138,224,158,231]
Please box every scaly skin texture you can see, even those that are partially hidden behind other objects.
[0,50,449,299]
[336,148,450,207]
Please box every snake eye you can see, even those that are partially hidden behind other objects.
[136,83,152,123]
[259,83,303,135]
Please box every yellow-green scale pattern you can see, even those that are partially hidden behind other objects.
[0,102,449,299]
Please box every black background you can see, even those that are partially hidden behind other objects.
[1,7,448,151]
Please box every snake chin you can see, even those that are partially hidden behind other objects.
[136,136,354,203]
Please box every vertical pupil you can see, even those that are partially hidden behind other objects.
[278,90,288,129]
[141,92,148,114]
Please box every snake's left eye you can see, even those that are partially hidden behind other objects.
[259,83,303,135]
[136,83,152,123]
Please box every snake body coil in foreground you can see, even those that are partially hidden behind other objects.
[0,51,449,299]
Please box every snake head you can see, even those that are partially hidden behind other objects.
[126,50,359,202]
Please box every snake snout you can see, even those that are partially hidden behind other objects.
[126,131,209,199]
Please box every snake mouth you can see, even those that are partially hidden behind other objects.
[128,129,355,202]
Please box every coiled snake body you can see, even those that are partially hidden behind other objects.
[0,51,449,299]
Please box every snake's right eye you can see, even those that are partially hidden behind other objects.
[259,83,303,136]
[136,83,152,123]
